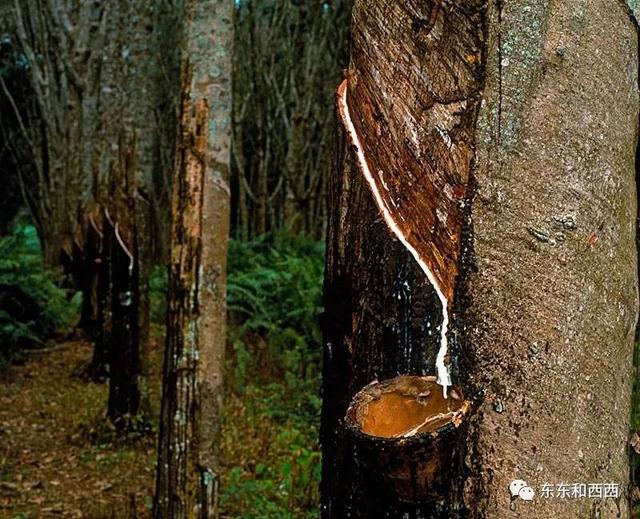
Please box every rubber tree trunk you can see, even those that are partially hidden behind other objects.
[154,0,233,517]
[73,225,100,340]
[126,0,158,419]
[87,216,110,381]
[97,0,158,428]
[461,1,638,517]
[106,214,143,429]
[321,0,638,517]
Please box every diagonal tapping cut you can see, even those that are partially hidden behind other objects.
[336,78,453,397]
[322,3,486,513]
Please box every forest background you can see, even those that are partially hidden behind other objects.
[0,0,349,517]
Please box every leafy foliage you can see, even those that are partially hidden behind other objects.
[221,233,324,517]
[149,264,168,324]
[227,233,324,381]
[0,224,80,366]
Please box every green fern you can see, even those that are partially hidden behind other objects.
[0,223,80,366]
[227,232,324,382]
[222,232,324,518]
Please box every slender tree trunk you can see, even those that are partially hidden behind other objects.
[108,216,142,428]
[135,209,152,413]
[90,216,111,381]
[94,0,158,427]
[322,0,638,517]
[154,0,233,516]
[127,0,158,418]
[86,216,109,380]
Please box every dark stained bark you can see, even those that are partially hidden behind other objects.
[107,216,142,428]
[90,215,111,382]
[73,237,99,340]
[323,0,638,518]
[322,113,460,518]
[98,104,148,428]
[126,0,158,419]
[154,0,233,516]
[79,215,109,380]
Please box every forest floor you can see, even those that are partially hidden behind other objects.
[0,326,321,519]
[0,335,162,519]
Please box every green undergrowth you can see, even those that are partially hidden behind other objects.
[0,223,80,367]
[221,233,324,518]
[3,226,325,516]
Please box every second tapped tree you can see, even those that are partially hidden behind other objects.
[154,0,233,517]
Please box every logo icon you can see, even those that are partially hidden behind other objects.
[510,479,535,501]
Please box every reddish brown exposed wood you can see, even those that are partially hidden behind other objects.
[342,1,484,303]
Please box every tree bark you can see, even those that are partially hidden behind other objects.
[85,215,109,380]
[322,0,483,515]
[107,215,142,429]
[126,0,158,420]
[91,214,111,382]
[154,0,233,517]
[74,231,100,340]
[322,0,638,517]
[461,1,638,517]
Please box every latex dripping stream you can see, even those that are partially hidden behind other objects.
[336,79,452,398]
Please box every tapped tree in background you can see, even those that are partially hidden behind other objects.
[322,0,638,517]
[154,0,233,516]
[7,0,169,428]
